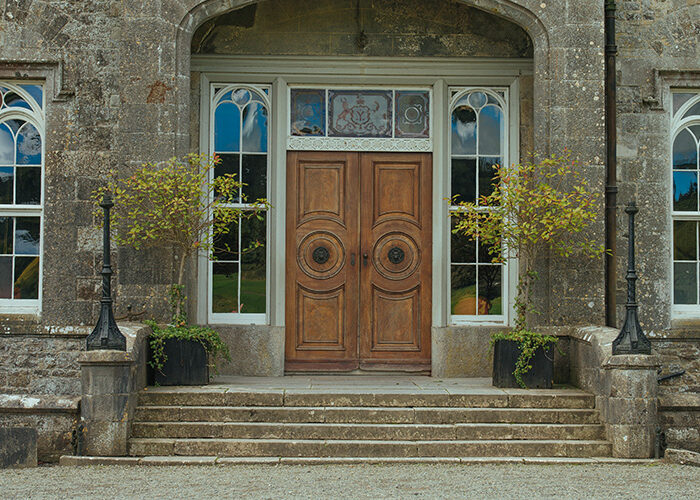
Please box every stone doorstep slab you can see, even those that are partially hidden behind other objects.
[59,455,660,466]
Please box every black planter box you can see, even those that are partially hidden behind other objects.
[492,339,553,389]
[148,337,209,386]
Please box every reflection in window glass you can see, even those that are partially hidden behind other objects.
[290,89,325,136]
[211,85,269,318]
[450,89,506,320]
[0,82,43,310]
[672,92,700,308]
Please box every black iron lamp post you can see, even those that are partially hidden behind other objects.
[86,193,126,351]
[612,201,651,355]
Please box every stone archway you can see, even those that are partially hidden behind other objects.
[173,0,552,156]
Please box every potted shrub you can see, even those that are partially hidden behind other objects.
[94,154,269,385]
[451,151,605,388]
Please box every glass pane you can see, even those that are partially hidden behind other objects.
[0,167,13,204]
[215,153,239,202]
[0,256,11,298]
[19,85,42,108]
[241,212,266,254]
[241,154,266,201]
[213,220,239,261]
[451,158,476,203]
[673,129,698,169]
[241,102,268,153]
[478,238,499,264]
[0,217,12,254]
[0,122,13,165]
[395,91,429,138]
[16,123,41,165]
[684,101,700,120]
[212,262,239,313]
[674,220,697,260]
[15,217,40,255]
[3,91,30,110]
[450,221,476,263]
[479,157,501,199]
[328,90,392,138]
[15,167,40,205]
[673,171,698,211]
[673,93,695,115]
[674,262,697,305]
[451,265,477,315]
[240,215,266,314]
[478,105,503,156]
[451,105,476,155]
[214,101,241,152]
[468,92,487,109]
[290,89,325,136]
[232,89,251,106]
[479,265,502,315]
[14,256,38,299]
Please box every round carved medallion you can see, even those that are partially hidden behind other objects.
[298,231,345,279]
[372,233,420,280]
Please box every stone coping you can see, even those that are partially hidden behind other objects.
[59,455,660,466]
[665,449,700,467]
[603,354,661,370]
[0,394,80,413]
[658,393,700,411]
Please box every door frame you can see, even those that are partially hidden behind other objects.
[194,55,527,329]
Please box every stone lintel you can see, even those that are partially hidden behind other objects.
[79,350,134,366]
[603,354,661,370]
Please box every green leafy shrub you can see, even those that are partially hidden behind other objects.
[452,151,605,387]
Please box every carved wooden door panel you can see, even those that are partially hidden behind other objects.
[286,152,431,371]
[285,151,360,371]
[359,153,432,370]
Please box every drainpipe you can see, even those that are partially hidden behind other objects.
[605,0,618,327]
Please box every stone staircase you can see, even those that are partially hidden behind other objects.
[129,385,613,459]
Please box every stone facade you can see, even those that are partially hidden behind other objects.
[0,0,698,458]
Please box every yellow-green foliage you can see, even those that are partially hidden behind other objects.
[93,153,269,287]
[451,150,605,331]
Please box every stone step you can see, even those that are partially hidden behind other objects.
[134,406,602,424]
[131,421,606,441]
[128,438,613,458]
[137,390,595,409]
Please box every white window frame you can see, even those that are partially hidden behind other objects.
[206,83,271,325]
[0,81,45,316]
[193,56,528,327]
[671,90,700,319]
[448,86,512,325]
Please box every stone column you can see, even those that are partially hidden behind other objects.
[78,350,134,456]
[602,354,660,458]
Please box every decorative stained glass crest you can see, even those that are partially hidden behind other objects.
[328,90,392,138]
[395,91,429,138]
[291,89,325,136]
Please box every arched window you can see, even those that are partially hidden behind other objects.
[0,83,43,313]
[672,92,700,312]
[449,88,508,323]
[209,85,269,322]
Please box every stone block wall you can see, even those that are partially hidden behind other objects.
[0,331,85,396]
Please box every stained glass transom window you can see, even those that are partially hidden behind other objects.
[449,88,507,322]
[210,84,269,319]
[672,91,700,309]
[289,88,430,147]
[0,82,43,312]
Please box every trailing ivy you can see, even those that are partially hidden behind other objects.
[491,329,558,388]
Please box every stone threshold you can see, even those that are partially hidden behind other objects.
[59,455,659,466]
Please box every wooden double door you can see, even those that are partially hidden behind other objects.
[285,151,432,371]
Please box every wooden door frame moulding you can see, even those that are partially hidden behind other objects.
[195,56,524,328]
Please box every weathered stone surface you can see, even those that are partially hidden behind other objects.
[0,427,38,468]
[665,448,700,467]
[216,326,284,377]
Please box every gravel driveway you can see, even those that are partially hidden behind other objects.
[2,463,699,499]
